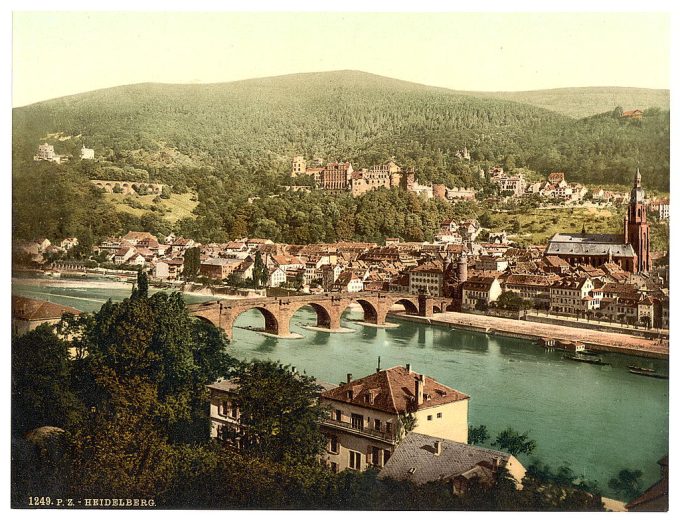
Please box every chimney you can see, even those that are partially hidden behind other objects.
[346,373,353,384]
[434,440,442,456]
[406,363,412,373]
[415,375,424,405]
[376,356,381,373]
[291,366,297,374]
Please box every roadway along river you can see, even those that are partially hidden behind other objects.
[12,279,669,497]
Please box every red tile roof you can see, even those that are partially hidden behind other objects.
[322,366,468,414]
[12,296,81,321]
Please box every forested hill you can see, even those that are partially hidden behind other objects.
[12,70,669,243]
[467,86,669,119]
[13,70,669,189]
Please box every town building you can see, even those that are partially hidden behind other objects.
[200,258,240,280]
[12,296,81,336]
[320,365,470,473]
[549,277,595,314]
[331,270,364,293]
[267,267,287,288]
[503,274,559,309]
[408,260,444,296]
[377,432,526,495]
[461,275,503,310]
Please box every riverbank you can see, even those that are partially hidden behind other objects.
[11,277,242,302]
[393,311,669,360]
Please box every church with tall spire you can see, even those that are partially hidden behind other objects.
[624,167,651,273]
[544,168,651,274]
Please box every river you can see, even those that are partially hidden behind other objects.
[12,278,669,497]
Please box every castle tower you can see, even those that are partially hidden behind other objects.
[457,254,468,284]
[624,167,651,273]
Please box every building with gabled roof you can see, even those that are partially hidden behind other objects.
[377,431,526,495]
[320,365,469,473]
[12,295,81,336]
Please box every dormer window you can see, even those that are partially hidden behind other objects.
[347,390,353,400]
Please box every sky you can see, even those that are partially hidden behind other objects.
[11,10,671,107]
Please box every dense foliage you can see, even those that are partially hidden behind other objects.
[12,71,669,244]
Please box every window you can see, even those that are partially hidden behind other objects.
[384,449,391,463]
[349,450,361,470]
[330,462,338,473]
[437,412,442,419]
[371,447,381,467]
[374,419,382,431]
[385,422,393,434]
[427,415,433,421]
[219,400,229,417]
[230,404,238,419]
[329,435,339,453]
[335,409,342,422]
[351,413,364,430]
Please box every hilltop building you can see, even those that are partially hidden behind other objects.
[80,146,95,160]
[33,143,63,163]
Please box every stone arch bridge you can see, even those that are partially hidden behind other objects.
[187,292,450,339]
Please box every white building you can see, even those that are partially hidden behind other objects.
[80,146,95,160]
[267,267,287,287]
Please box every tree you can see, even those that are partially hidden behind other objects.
[608,468,643,501]
[468,424,490,445]
[182,246,201,281]
[496,291,530,311]
[252,251,268,288]
[493,427,537,456]
[65,279,235,444]
[11,324,83,435]
[229,361,328,465]
[132,267,149,299]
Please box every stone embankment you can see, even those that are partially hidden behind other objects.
[395,311,669,360]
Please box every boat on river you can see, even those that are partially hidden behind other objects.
[564,354,610,366]
[628,365,668,379]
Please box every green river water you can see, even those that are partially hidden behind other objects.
[12,278,669,497]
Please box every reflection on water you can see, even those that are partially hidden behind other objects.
[12,281,669,496]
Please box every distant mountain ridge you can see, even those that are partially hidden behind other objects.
[17,70,669,119]
[468,86,669,119]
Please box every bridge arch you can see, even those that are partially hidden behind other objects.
[391,297,420,315]
[354,299,379,323]
[289,302,334,330]
[233,306,280,335]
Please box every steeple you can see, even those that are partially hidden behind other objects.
[630,166,645,204]
[624,167,650,273]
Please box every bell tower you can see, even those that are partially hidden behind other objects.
[624,167,651,273]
